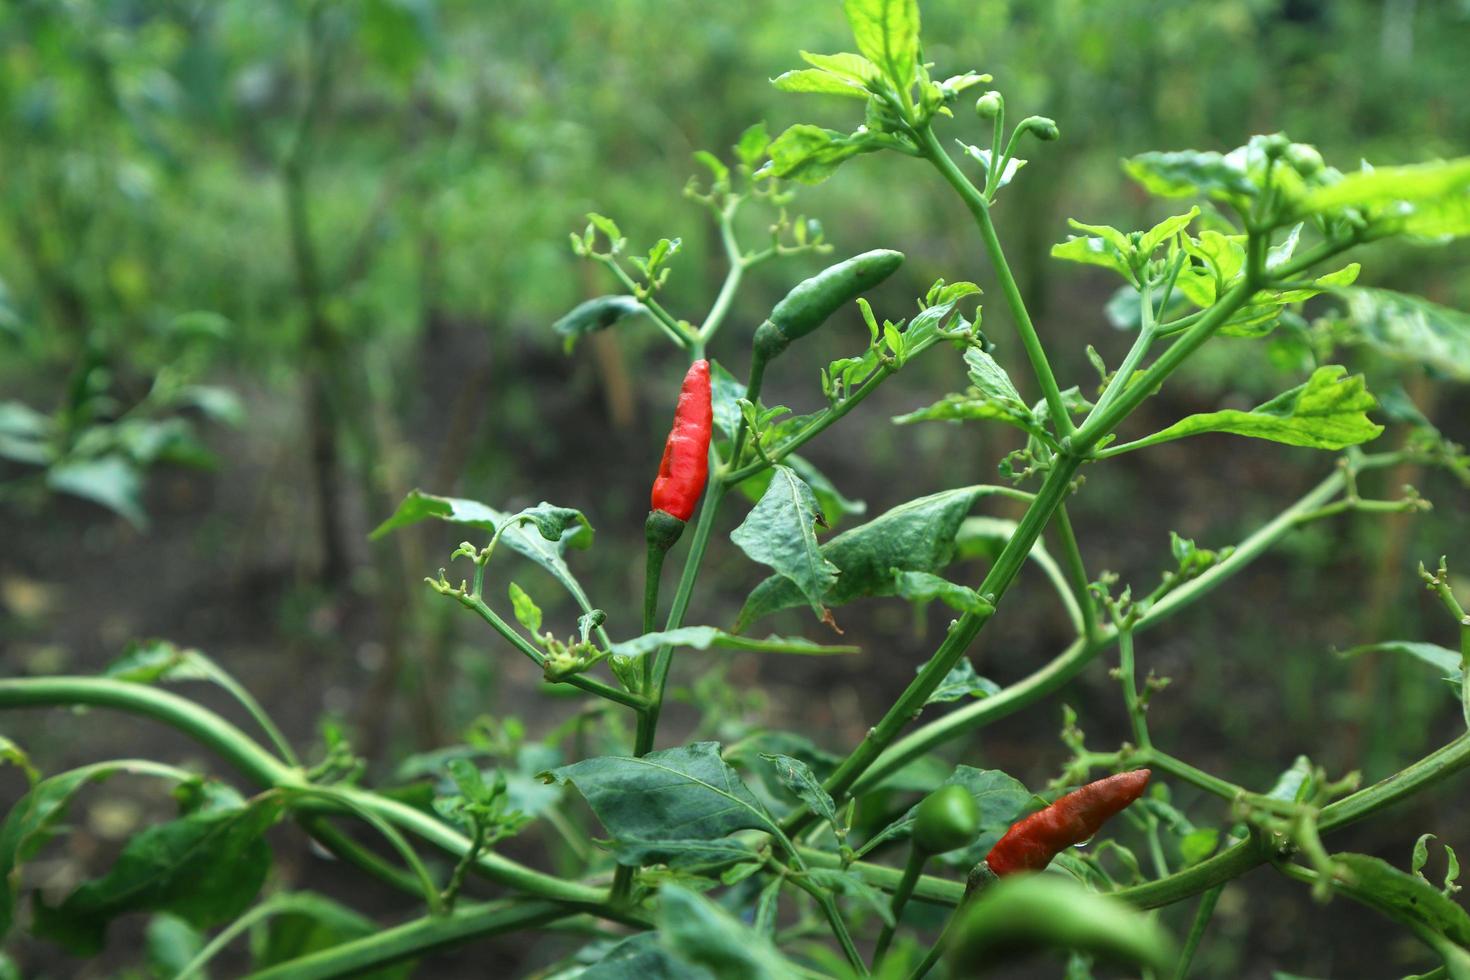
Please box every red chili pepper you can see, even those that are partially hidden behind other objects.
[984,770,1151,877]
[649,359,712,523]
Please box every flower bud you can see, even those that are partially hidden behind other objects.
[974,91,1003,119]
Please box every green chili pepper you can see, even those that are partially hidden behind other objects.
[751,249,904,361]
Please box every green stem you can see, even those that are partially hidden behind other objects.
[1140,750,1243,801]
[639,473,728,755]
[285,785,445,914]
[0,677,609,906]
[1118,629,1151,750]
[846,464,1351,796]
[698,199,747,343]
[299,816,424,897]
[460,594,643,710]
[873,847,926,966]
[797,456,1080,829]
[725,361,892,485]
[243,900,574,980]
[916,124,1073,438]
[1052,504,1097,639]
[1073,277,1254,453]
[1172,885,1223,979]
[1085,290,1156,429]
[602,258,691,349]
[791,876,867,975]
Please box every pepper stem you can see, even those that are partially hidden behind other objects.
[873,845,927,967]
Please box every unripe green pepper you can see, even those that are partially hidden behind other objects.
[913,784,982,854]
[752,249,904,361]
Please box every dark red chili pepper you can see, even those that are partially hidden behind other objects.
[649,359,712,524]
[983,770,1151,877]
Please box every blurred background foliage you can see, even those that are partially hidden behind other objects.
[2,0,1469,976]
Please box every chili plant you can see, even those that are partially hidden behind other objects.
[5,1,1470,977]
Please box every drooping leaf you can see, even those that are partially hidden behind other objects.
[735,485,1001,631]
[1120,366,1382,452]
[32,797,281,955]
[551,295,646,352]
[606,626,857,658]
[731,466,839,623]
[841,0,920,92]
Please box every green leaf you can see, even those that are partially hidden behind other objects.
[892,569,991,615]
[33,797,281,955]
[761,124,877,185]
[842,0,919,92]
[772,68,869,99]
[1336,288,1470,381]
[1338,641,1463,686]
[1125,149,1256,203]
[924,659,1002,705]
[606,626,857,658]
[46,455,146,528]
[737,453,866,533]
[731,466,840,623]
[1,762,202,941]
[610,838,758,870]
[370,492,592,596]
[581,932,711,980]
[759,754,840,835]
[1051,235,1133,283]
[1180,829,1221,867]
[1303,157,1470,215]
[1138,207,1201,254]
[735,122,771,169]
[735,486,1000,631]
[963,347,1027,416]
[656,884,799,979]
[799,51,879,82]
[544,743,777,854]
[1333,853,1470,948]
[1122,366,1383,452]
[507,583,543,635]
[551,295,646,352]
